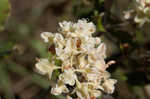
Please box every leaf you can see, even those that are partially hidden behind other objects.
[0,0,10,30]
[0,62,15,99]
[97,17,106,32]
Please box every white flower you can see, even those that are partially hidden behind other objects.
[95,37,101,45]
[64,38,74,54]
[76,82,90,99]
[124,11,132,19]
[36,19,117,99]
[78,55,89,69]
[103,71,111,79]
[65,38,79,55]
[90,90,102,98]
[53,33,65,49]
[97,43,107,58]
[102,79,117,94]
[55,48,70,61]
[59,69,77,86]
[134,16,150,27]
[85,67,101,81]
[41,32,54,43]
[124,0,150,26]
[75,19,96,36]
[35,58,60,79]
[66,96,73,99]
[87,53,107,71]
[55,48,63,56]
[51,83,69,95]
[59,21,73,32]
[80,37,97,52]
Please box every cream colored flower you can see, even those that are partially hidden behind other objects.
[102,79,117,94]
[90,89,102,98]
[124,0,150,26]
[41,32,53,43]
[88,54,106,67]
[35,58,60,79]
[80,37,97,53]
[53,33,65,49]
[78,55,89,69]
[134,16,150,27]
[59,69,77,86]
[64,38,76,55]
[36,19,117,99]
[51,83,69,95]
[95,37,101,45]
[97,43,107,58]
[59,21,73,32]
[75,19,96,36]
[85,67,101,81]
[103,71,111,79]
[55,48,70,61]
[66,96,73,99]
[76,82,90,99]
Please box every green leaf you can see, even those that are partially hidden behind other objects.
[97,17,106,32]
[0,62,15,99]
[0,0,10,30]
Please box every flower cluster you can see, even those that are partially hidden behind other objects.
[35,19,117,99]
[124,0,150,26]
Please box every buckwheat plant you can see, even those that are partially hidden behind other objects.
[35,19,117,99]
[124,0,150,27]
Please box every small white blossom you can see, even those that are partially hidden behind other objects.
[51,83,69,95]
[41,32,53,43]
[91,90,102,98]
[97,43,107,58]
[75,19,96,36]
[102,79,117,94]
[124,0,150,26]
[76,82,90,99]
[59,21,73,32]
[53,33,65,49]
[59,69,77,86]
[78,55,89,69]
[66,96,73,99]
[35,58,60,79]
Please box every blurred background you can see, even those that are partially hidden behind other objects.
[1,0,150,99]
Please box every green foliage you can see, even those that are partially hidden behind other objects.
[0,62,15,99]
[0,0,10,30]
[97,16,106,32]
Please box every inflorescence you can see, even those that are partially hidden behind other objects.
[35,19,117,99]
[124,0,150,27]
